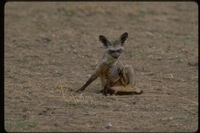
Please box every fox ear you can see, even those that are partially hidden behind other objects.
[99,35,110,48]
[120,32,128,45]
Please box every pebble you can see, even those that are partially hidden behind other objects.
[106,122,112,129]
[188,57,198,66]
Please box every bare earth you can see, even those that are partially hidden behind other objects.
[4,2,198,132]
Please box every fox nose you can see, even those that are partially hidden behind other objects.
[112,53,120,59]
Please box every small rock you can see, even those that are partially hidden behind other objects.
[155,57,162,61]
[133,101,136,105]
[188,57,198,66]
[106,122,112,129]
[72,49,78,55]
[145,31,154,37]
[38,112,42,115]
[70,44,75,48]
[54,123,59,127]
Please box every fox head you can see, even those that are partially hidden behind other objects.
[99,32,128,59]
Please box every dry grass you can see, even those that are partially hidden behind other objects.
[4,2,198,132]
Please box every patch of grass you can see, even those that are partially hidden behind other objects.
[33,20,49,32]
[137,11,146,18]
[5,66,21,78]
[137,53,149,59]
[161,11,169,15]
[100,104,110,109]
[68,87,74,92]
[29,63,46,72]
[147,72,154,76]
[84,54,92,58]
[49,60,62,66]
[39,36,51,45]
[168,56,182,63]
[52,71,64,77]
[29,55,43,62]
[57,7,76,16]
[190,106,198,114]
[50,129,63,132]
[66,101,83,108]
[14,96,20,100]
[5,121,38,132]
[63,93,111,109]
[5,66,21,74]
[23,80,33,88]
[17,58,29,63]
[105,10,112,15]
[137,10,156,18]
[17,43,30,49]
[192,20,198,25]
[183,35,196,42]
[125,50,133,57]
[175,58,182,63]
[195,65,198,69]
[188,76,198,82]
[171,115,191,121]
[77,3,103,16]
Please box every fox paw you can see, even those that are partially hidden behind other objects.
[75,88,84,92]
[132,88,143,94]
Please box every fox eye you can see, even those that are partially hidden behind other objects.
[115,49,122,53]
[116,49,121,52]
[109,49,121,53]
[110,50,115,53]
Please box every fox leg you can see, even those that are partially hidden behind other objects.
[75,71,99,92]
[118,65,142,94]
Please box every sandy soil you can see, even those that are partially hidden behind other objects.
[4,2,198,132]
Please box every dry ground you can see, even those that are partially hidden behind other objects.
[4,2,198,132]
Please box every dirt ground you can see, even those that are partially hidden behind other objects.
[4,2,198,132]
